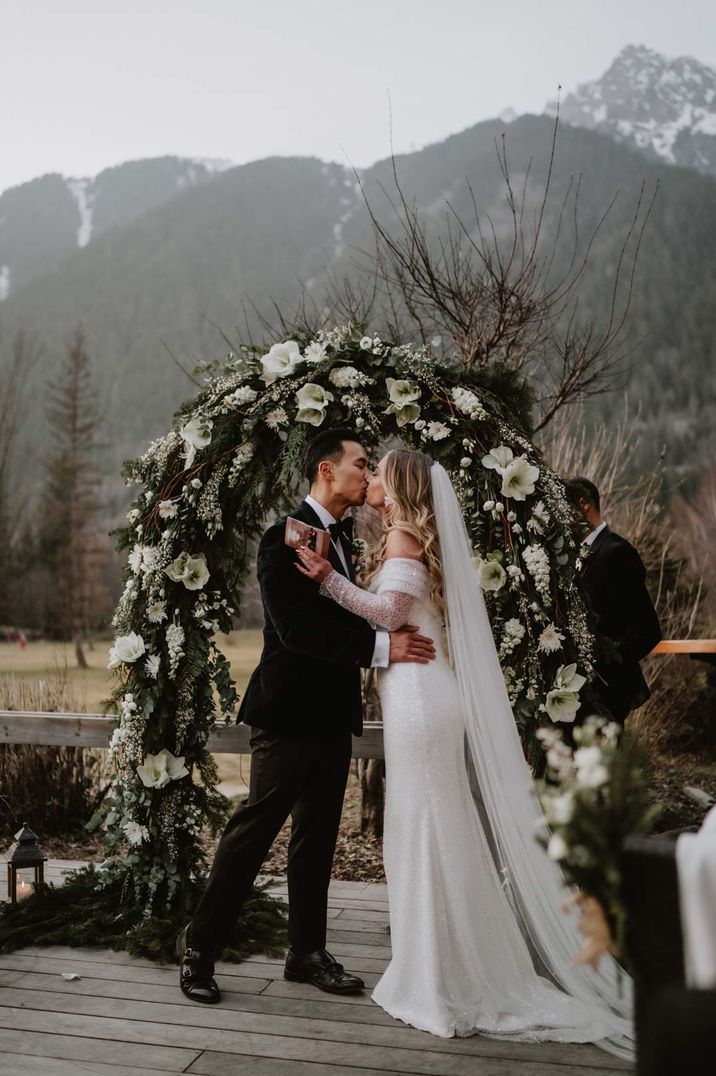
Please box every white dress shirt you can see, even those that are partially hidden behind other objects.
[584,520,607,547]
[304,495,389,668]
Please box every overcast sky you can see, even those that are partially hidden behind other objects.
[2,0,715,195]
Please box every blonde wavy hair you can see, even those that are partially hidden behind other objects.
[363,449,444,615]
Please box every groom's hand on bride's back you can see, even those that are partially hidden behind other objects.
[389,625,436,664]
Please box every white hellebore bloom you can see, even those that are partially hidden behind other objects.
[499,455,540,501]
[165,552,210,591]
[384,377,421,427]
[137,748,189,790]
[179,416,213,470]
[544,688,581,724]
[547,832,569,861]
[260,340,302,384]
[476,558,507,593]
[295,383,334,426]
[107,632,145,669]
[303,341,327,364]
[538,623,566,654]
[481,445,514,471]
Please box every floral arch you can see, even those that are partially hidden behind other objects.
[0,324,597,955]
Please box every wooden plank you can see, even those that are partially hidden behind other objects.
[0,1051,177,1076]
[186,1052,417,1076]
[0,957,269,994]
[0,986,632,1069]
[652,639,716,654]
[0,711,385,759]
[0,1026,200,1072]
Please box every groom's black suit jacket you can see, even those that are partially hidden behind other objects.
[237,500,377,740]
[581,526,661,721]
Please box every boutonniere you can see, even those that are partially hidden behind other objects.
[575,543,593,573]
[351,536,368,568]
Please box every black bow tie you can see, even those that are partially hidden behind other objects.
[328,518,354,544]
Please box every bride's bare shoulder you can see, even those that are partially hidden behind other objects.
[384,528,424,562]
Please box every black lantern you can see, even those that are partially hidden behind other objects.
[6,823,47,904]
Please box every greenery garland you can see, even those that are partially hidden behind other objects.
[2,322,599,952]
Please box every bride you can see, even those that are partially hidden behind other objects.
[295,448,634,1060]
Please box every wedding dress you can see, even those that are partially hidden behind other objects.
[319,464,634,1059]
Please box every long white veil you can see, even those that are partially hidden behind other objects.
[430,462,634,1061]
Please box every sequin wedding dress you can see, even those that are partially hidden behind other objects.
[319,463,634,1061]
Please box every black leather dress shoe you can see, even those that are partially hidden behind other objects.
[284,947,365,994]
[177,925,220,1004]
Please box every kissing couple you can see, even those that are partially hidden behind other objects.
[179,427,633,1059]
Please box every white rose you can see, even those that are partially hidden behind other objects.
[260,340,302,384]
[482,445,514,472]
[359,335,373,349]
[544,688,581,723]
[295,383,333,426]
[303,341,327,364]
[107,632,145,669]
[547,832,569,860]
[179,416,213,470]
[500,455,540,501]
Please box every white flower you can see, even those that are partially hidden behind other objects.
[512,523,523,534]
[451,386,487,420]
[506,564,524,580]
[483,500,495,512]
[554,663,587,692]
[500,455,539,501]
[384,378,421,427]
[523,543,551,602]
[165,552,210,591]
[226,385,258,405]
[538,623,566,654]
[179,416,213,469]
[145,653,161,678]
[265,407,288,430]
[123,820,149,845]
[259,340,302,384]
[147,601,167,623]
[107,632,145,669]
[549,791,574,825]
[295,383,334,426]
[574,746,609,789]
[526,500,550,534]
[544,688,581,723]
[482,445,514,471]
[158,500,178,519]
[127,508,141,524]
[329,365,362,388]
[431,335,442,348]
[137,748,189,789]
[359,335,373,349]
[304,341,327,364]
[495,502,504,513]
[476,558,507,592]
[460,457,472,469]
[128,544,144,573]
[504,617,525,641]
[547,833,569,860]
[427,421,450,441]
[507,511,517,522]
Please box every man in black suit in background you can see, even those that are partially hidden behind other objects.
[566,477,661,724]
[178,428,436,1004]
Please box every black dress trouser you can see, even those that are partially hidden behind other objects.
[190,727,352,953]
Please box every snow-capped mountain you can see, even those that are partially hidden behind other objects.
[549,44,716,177]
[0,156,234,300]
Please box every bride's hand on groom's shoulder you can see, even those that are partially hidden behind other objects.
[389,625,436,664]
[295,545,333,582]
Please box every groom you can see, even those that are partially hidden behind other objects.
[179,427,436,1003]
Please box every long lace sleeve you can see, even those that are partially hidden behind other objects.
[319,558,428,631]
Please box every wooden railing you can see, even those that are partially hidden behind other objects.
[1,641,712,759]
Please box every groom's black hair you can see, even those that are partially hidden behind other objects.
[304,427,364,484]
[565,476,601,512]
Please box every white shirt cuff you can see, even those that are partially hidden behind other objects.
[371,630,390,668]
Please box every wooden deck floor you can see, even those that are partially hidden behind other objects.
[0,863,633,1075]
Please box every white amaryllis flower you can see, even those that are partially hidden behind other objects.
[554,663,587,692]
[481,445,514,471]
[538,623,566,654]
[547,832,569,860]
[165,552,210,591]
[295,383,334,426]
[476,558,507,592]
[137,748,189,789]
[179,416,213,469]
[427,421,450,441]
[147,601,167,623]
[304,341,327,364]
[359,335,373,349]
[107,632,145,669]
[123,820,149,845]
[145,653,161,678]
[259,340,302,384]
[544,688,581,723]
[384,377,421,427]
[574,745,609,789]
[158,499,178,519]
[500,455,539,501]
